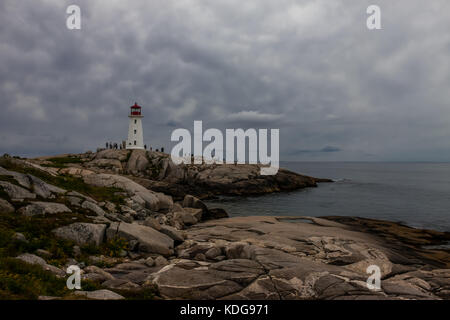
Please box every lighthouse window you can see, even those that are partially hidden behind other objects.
[134,120,137,124]
[134,140,136,145]
[134,129,136,134]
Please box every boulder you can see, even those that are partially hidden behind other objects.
[183,207,203,221]
[13,232,28,242]
[144,257,155,267]
[146,266,242,299]
[173,210,198,226]
[0,181,36,200]
[18,202,72,216]
[207,208,229,220]
[27,174,65,198]
[205,247,222,260]
[0,166,32,188]
[53,223,107,246]
[81,201,106,216]
[126,150,149,174]
[182,195,208,213]
[16,253,65,277]
[143,217,161,230]
[83,265,115,281]
[66,196,83,207]
[104,201,116,213]
[159,225,184,243]
[106,222,174,256]
[0,198,14,213]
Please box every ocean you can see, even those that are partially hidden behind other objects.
[205,162,450,232]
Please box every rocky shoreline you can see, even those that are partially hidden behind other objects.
[0,151,449,300]
[32,149,332,200]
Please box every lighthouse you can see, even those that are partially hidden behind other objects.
[126,102,145,150]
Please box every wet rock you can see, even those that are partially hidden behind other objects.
[207,208,229,220]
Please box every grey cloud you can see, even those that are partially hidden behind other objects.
[0,0,449,161]
[290,146,341,155]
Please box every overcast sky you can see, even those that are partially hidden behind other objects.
[1,0,450,161]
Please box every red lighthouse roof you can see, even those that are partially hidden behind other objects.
[130,102,142,116]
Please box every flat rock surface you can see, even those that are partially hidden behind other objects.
[145,216,450,300]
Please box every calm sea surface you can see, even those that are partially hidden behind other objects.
[205,162,450,232]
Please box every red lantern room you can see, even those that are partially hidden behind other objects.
[130,102,142,116]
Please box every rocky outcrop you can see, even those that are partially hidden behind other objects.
[53,223,107,246]
[43,150,331,200]
[27,174,65,198]
[126,149,149,174]
[3,153,448,301]
[82,173,173,212]
[0,166,65,198]
[136,163,329,200]
[144,216,450,300]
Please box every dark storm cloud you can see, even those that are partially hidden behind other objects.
[1,0,450,160]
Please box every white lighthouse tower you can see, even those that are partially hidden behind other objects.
[126,102,145,150]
